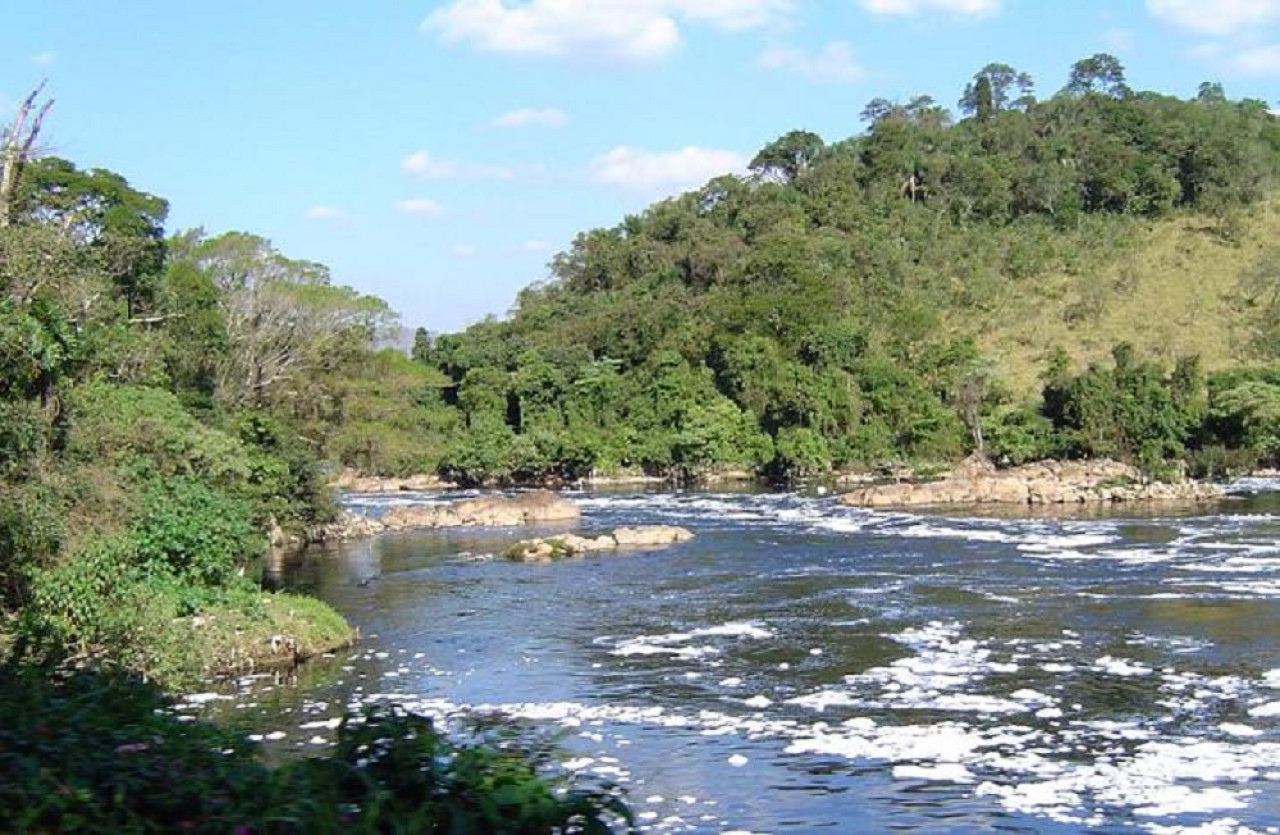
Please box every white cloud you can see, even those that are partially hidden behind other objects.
[424,0,790,62]
[30,51,57,67]
[396,198,444,216]
[452,244,480,257]
[402,149,543,181]
[1189,40,1280,74]
[522,239,551,252]
[859,0,999,16]
[1147,0,1280,35]
[1234,43,1280,72]
[492,107,567,128]
[588,145,748,193]
[759,41,865,84]
[305,205,346,221]
[402,150,459,178]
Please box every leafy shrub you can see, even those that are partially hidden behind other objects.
[773,426,831,479]
[0,659,633,833]
[66,382,250,487]
[130,478,263,589]
[985,406,1059,466]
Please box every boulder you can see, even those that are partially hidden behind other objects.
[309,512,387,542]
[612,525,696,547]
[504,526,695,562]
[382,491,580,531]
[331,468,451,493]
[840,457,1224,509]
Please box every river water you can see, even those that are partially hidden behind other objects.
[192,484,1280,833]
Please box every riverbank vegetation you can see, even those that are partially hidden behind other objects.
[0,87,382,684]
[1,86,635,833]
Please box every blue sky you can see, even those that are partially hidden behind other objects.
[3,1,1278,332]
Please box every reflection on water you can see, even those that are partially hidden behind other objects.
[198,485,1280,833]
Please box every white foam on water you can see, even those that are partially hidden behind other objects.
[1096,656,1156,677]
[789,621,1046,715]
[608,622,773,660]
[893,762,976,782]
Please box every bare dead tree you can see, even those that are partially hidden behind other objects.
[0,82,54,228]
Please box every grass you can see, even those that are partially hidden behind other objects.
[960,201,1278,398]
[194,591,356,678]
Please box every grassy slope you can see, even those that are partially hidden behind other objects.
[965,200,1277,398]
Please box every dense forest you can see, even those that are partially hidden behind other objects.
[351,56,1280,486]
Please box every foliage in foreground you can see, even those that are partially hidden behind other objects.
[0,658,633,834]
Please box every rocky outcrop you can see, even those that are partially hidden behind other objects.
[309,511,390,542]
[310,492,582,542]
[840,456,1224,508]
[331,468,452,493]
[504,525,695,562]
[381,491,580,530]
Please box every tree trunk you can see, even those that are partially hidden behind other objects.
[0,83,53,229]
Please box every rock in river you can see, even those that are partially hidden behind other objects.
[505,525,695,562]
[310,492,581,541]
[840,455,1224,508]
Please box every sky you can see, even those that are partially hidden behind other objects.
[3,0,1279,332]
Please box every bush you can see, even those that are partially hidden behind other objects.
[0,659,633,833]
[985,406,1059,466]
[773,426,831,479]
[130,478,263,589]
[66,382,250,487]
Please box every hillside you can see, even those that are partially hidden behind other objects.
[400,59,1280,483]
[970,199,1277,397]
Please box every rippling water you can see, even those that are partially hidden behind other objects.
[193,483,1280,833]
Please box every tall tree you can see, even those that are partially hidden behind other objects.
[749,130,826,183]
[1064,53,1131,98]
[959,63,1035,118]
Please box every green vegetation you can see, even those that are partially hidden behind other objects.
[0,656,631,833]
[401,56,1280,483]
[0,90,378,685]
[2,87,632,832]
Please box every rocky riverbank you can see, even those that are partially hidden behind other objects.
[840,456,1224,508]
[504,526,695,562]
[330,468,454,493]
[309,491,580,542]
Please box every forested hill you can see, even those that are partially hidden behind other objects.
[403,56,1280,484]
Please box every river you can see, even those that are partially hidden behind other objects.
[191,483,1280,833]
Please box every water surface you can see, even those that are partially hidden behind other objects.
[195,484,1280,833]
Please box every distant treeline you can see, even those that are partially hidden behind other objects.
[380,55,1280,484]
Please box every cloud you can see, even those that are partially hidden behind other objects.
[588,145,748,193]
[759,41,865,84]
[452,244,480,257]
[305,205,346,221]
[1189,40,1280,74]
[492,107,567,128]
[423,0,790,63]
[402,149,544,181]
[1234,43,1280,72]
[402,150,459,178]
[1147,0,1280,35]
[30,51,57,67]
[858,0,999,16]
[396,198,444,216]
[522,239,551,252]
